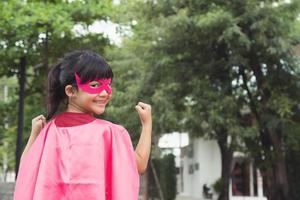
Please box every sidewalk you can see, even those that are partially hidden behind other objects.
[176,195,217,200]
[176,195,267,200]
[176,196,201,200]
[0,182,14,200]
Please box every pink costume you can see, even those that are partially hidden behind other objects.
[14,112,140,200]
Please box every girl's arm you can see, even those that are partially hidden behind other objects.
[134,102,152,175]
[20,115,46,161]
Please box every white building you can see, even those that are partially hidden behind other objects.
[158,133,268,200]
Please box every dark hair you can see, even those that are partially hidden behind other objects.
[46,50,113,120]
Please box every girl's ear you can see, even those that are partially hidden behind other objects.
[65,85,76,97]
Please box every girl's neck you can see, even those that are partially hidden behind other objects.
[66,103,93,115]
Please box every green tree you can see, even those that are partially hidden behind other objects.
[114,1,300,200]
[0,0,113,176]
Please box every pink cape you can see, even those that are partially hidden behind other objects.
[14,118,140,200]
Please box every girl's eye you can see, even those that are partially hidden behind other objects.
[90,82,100,88]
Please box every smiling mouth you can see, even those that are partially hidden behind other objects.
[94,100,107,105]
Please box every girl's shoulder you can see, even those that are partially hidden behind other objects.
[93,118,128,133]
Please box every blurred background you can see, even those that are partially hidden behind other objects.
[0,1,300,200]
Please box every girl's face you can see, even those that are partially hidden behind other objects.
[66,80,112,115]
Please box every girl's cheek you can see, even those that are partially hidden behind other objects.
[108,94,112,100]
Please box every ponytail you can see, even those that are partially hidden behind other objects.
[46,62,65,120]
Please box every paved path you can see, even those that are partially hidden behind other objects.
[176,195,216,200]
[0,182,14,200]
[1,183,217,200]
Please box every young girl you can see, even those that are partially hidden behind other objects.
[14,50,152,200]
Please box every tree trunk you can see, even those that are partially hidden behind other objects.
[217,130,233,200]
[150,159,164,200]
[44,29,49,72]
[268,130,290,200]
[240,65,290,200]
[142,169,149,200]
[15,57,26,179]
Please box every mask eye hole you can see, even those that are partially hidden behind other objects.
[89,81,101,88]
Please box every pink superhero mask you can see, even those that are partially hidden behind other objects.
[75,72,112,94]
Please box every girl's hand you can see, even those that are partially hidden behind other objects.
[135,102,152,126]
[31,115,47,137]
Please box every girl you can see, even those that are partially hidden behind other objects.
[14,50,152,200]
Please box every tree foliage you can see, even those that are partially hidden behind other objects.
[113,0,300,199]
[0,0,113,173]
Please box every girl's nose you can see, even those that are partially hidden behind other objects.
[99,90,109,96]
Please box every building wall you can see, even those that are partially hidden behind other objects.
[177,138,268,200]
[179,138,221,199]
